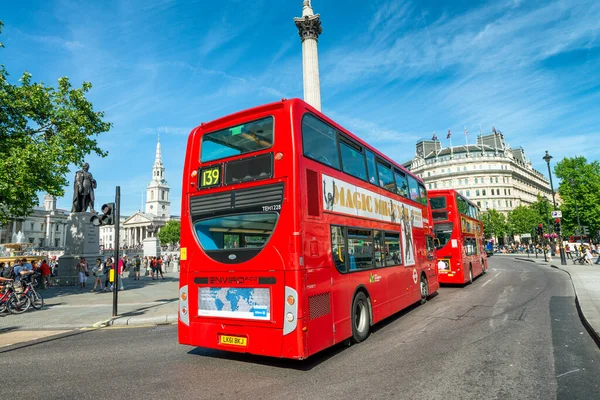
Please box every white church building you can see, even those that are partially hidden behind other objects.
[99,136,175,250]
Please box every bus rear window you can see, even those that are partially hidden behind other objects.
[434,222,453,249]
[430,197,446,210]
[201,117,274,162]
[195,212,278,252]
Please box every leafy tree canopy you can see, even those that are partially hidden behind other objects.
[555,156,600,239]
[0,20,111,224]
[158,220,180,245]
[482,209,507,239]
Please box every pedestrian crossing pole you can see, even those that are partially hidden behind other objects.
[113,186,121,317]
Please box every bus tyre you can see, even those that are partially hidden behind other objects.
[468,266,474,284]
[351,292,370,343]
[420,276,428,305]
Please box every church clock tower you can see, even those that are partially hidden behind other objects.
[145,135,170,218]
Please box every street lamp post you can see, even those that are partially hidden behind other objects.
[543,151,566,265]
[569,178,583,251]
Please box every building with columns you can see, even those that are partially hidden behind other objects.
[295,0,323,111]
[0,194,69,250]
[119,135,172,249]
[405,131,554,214]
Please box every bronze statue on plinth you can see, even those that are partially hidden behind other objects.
[71,162,97,213]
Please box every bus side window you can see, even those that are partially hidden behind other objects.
[394,169,409,198]
[384,232,402,267]
[302,114,340,169]
[331,226,347,273]
[407,176,420,202]
[377,160,395,192]
[374,231,384,268]
[365,149,378,185]
[418,183,428,206]
[347,228,373,271]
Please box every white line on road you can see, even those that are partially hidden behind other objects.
[481,279,492,288]
[556,369,580,378]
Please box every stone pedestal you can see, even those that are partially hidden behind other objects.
[143,237,160,258]
[56,212,100,285]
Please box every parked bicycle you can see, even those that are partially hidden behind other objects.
[0,281,31,314]
[19,275,44,310]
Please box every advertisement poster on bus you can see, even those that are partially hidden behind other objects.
[322,174,423,266]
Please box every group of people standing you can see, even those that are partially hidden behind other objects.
[0,258,54,289]
[75,254,176,292]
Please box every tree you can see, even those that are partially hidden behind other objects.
[158,220,180,246]
[507,205,539,237]
[555,156,600,239]
[482,209,507,241]
[0,20,111,224]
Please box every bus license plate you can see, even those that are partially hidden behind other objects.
[200,166,221,188]
[220,335,247,347]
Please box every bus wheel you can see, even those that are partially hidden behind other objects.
[481,259,487,275]
[351,292,370,343]
[420,275,428,305]
[468,266,474,284]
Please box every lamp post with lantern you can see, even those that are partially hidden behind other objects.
[543,151,566,265]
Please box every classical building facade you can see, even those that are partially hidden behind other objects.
[0,195,69,249]
[405,132,553,214]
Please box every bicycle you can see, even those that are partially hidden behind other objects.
[21,276,44,310]
[0,281,31,314]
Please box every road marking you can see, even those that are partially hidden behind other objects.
[556,369,580,378]
[481,279,492,288]
[0,330,71,348]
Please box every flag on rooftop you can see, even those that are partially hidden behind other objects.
[432,132,438,141]
[447,129,452,139]
[492,126,497,134]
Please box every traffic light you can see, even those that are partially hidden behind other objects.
[554,219,561,235]
[90,203,115,226]
[536,224,544,236]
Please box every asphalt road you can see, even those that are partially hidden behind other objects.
[2,257,599,400]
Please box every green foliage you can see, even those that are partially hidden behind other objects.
[158,220,181,245]
[482,209,507,239]
[0,21,111,223]
[555,157,600,239]
[507,205,539,236]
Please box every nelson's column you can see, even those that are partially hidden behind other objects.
[295,0,323,111]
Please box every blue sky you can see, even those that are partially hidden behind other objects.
[2,0,599,216]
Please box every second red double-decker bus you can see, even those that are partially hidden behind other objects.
[429,189,488,284]
[178,98,439,359]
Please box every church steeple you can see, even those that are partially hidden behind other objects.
[152,134,165,181]
[146,134,170,218]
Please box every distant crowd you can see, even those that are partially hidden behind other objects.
[74,254,178,292]
[495,242,599,264]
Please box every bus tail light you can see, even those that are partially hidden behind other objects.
[283,286,298,335]
[179,285,189,326]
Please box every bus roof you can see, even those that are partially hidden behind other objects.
[189,98,423,184]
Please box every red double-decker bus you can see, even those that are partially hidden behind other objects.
[429,189,487,284]
[178,98,439,359]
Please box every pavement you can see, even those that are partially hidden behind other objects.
[0,267,179,333]
[502,252,600,345]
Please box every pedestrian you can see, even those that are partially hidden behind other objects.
[104,258,113,291]
[546,244,552,262]
[91,258,104,292]
[565,244,572,259]
[116,256,126,291]
[40,259,52,289]
[584,247,593,265]
[75,257,89,289]
[158,257,164,278]
[134,255,141,280]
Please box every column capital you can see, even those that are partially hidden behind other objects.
[294,14,322,42]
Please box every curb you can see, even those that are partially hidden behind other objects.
[548,264,600,348]
[93,314,178,328]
